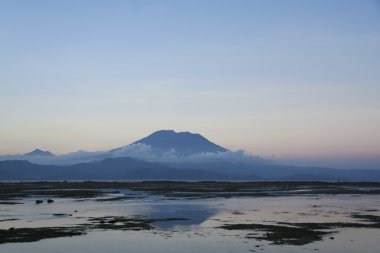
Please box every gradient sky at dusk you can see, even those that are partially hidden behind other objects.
[0,0,379,169]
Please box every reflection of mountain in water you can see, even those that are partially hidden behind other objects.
[140,202,218,229]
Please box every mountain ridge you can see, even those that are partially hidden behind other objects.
[1,158,380,181]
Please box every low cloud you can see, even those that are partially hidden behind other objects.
[0,143,269,166]
[111,143,268,164]
[0,150,108,166]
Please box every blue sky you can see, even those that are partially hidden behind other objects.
[0,0,379,169]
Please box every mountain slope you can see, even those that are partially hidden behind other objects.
[129,130,228,156]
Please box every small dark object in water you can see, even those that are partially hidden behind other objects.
[329,237,335,240]
[35,200,43,204]
[8,227,15,231]
[47,199,54,204]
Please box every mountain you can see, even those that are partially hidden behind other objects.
[1,130,380,181]
[24,149,54,157]
[0,130,232,166]
[126,130,228,156]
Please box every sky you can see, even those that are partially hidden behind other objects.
[0,0,379,169]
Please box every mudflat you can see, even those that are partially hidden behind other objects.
[1,181,380,252]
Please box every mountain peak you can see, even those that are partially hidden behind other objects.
[149,129,176,135]
[131,130,228,156]
[24,149,55,157]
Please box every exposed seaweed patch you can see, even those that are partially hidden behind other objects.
[279,221,380,229]
[0,215,190,244]
[95,196,144,202]
[350,214,380,225]
[220,223,331,245]
[221,216,380,246]
[88,216,189,231]
[0,201,22,205]
[89,216,154,231]
[53,213,72,217]
[28,189,104,198]
[0,226,86,244]
[0,219,19,222]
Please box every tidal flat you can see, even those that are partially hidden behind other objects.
[1,181,380,253]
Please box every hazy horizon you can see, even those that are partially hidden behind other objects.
[1,1,379,170]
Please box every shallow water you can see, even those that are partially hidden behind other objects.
[1,189,380,253]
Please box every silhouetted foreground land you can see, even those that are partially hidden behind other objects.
[1,181,380,200]
[1,181,380,246]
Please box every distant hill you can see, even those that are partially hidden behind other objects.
[125,130,228,156]
[1,158,380,181]
[164,160,380,182]
[24,149,55,157]
[280,173,339,181]
[0,158,233,180]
